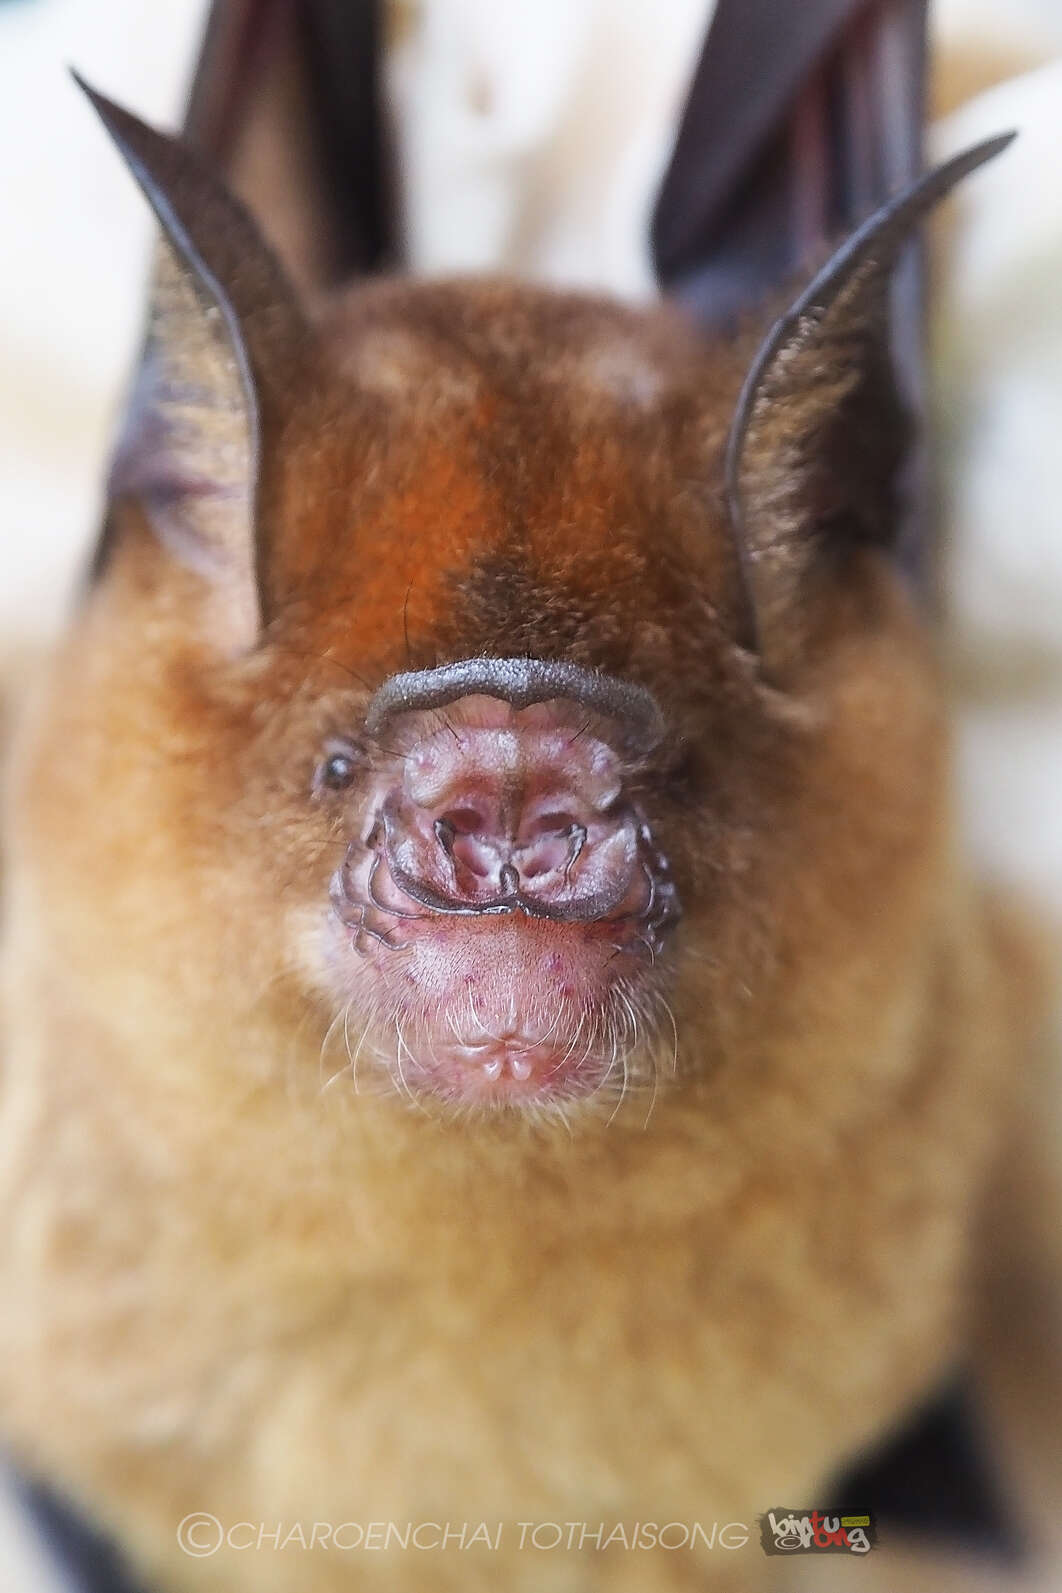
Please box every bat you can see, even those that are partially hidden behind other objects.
[0,51,1048,1593]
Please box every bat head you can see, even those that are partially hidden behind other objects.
[11,84,1011,1117]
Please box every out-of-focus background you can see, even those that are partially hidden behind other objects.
[1,1,1061,1587]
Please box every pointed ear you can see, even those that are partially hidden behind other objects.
[75,76,308,645]
[725,133,1014,668]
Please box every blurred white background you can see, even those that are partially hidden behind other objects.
[0,0,210,644]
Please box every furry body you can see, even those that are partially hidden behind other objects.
[0,144,1048,1593]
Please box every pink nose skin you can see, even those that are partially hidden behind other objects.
[328,682,680,1105]
[373,697,648,923]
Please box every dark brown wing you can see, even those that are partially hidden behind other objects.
[653,0,927,321]
[182,0,396,294]
[652,0,931,583]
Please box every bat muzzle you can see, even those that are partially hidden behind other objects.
[339,659,678,939]
[370,728,655,926]
[327,661,680,1105]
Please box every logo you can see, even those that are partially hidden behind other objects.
[759,1510,876,1555]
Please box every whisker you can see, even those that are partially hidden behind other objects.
[547,1008,587,1077]
[657,993,679,1076]
[539,1004,565,1044]
[394,1016,432,1117]
[268,642,374,694]
[343,1003,374,1096]
[605,1025,628,1125]
[390,1014,415,1105]
[321,1002,356,1094]
[402,580,415,668]
[642,1028,661,1130]
[466,982,504,1043]
[318,1003,349,1091]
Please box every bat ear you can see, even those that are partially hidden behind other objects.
[725,134,1014,669]
[75,75,308,646]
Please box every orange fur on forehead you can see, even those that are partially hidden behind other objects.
[262,277,755,689]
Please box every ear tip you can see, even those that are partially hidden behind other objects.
[972,129,1019,163]
[990,129,1019,164]
[69,68,111,117]
[942,129,1018,188]
[70,69,158,155]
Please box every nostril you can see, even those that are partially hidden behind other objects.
[442,806,485,835]
[527,811,577,838]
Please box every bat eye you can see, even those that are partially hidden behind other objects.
[315,742,361,794]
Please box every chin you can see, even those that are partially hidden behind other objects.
[318,911,676,1114]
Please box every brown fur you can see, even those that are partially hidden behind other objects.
[0,174,1052,1593]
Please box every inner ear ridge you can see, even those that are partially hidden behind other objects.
[724,132,1016,661]
[107,237,257,595]
[75,76,312,644]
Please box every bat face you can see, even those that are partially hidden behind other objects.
[11,275,922,1124]
[9,91,1011,1121]
[253,285,776,1111]
[61,283,761,1114]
